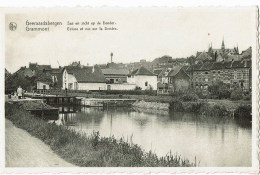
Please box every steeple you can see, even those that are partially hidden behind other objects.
[221,36,225,50]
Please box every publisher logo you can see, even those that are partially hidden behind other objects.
[9,22,17,31]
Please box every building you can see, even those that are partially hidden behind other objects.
[37,81,50,90]
[128,66,157,90]
[50,67,63,89]
[153,68,171,94]
[184,60,252,92]
[101,68,136,90]
[167,67,190,92]
[195,51,213,64]
[195,39,241,64]
[62,66,107,91]
[101,68,129,84]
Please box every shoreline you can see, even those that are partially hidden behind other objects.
[5,119,74,167]
[5,102,196,167]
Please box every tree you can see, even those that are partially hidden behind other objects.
[187,55,196,65]
[208,80,231,99]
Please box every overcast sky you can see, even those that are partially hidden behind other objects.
[5,7,256,73]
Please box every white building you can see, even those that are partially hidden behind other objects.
[62,66,107,91]
[37,81,50,90]
[128,66,157,90]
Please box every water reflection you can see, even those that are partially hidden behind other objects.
[52,105,251,167]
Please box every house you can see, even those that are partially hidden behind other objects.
[153,68,172,94]
[185,60,251,92]
[62,65,107,91]
[128,66,157,90]
[51,67,63,89]
[101,68,136,90]
[101,68,129,83]
[37,81,50,90]
[167,66,190,92]
[195,51,213,64]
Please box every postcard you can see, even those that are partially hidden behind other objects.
[1,6,259,174]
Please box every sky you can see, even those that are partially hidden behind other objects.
[5,7,257,73]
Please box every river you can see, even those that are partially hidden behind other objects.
[52,105,251,167]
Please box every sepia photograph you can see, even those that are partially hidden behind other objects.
[2,6,259,173]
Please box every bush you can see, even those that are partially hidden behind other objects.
[234,105,251,121]
[169,99,184,112]
[199,104,230,117]
[243,94,251,101]
[182,102,205,113]
[230,89,244,100]
[180,93,199,102]
[233,105,252,127]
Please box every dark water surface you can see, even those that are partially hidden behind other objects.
[53,106,251,167]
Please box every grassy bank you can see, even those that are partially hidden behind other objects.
[169,100,252,120]
[5,102,196,167]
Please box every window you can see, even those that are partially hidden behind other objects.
[74,82,78,90]
[68,83,73,90]
[237,73,242,79]
[145,81,148,86]
[205,72,208,74]
[205,78,208,82]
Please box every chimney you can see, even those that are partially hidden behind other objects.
[110,52,113,63]
[92,65,95,73]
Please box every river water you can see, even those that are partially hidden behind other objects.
[53,106,251,167]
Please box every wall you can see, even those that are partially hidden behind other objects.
[78,83,107,91]
[134,75,157,90]
[37,82,50,89]
[174,78,190,91]
[107,83,136,90]
[105,75,127,83]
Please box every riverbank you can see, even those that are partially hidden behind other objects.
[130,98,251,120]
[5,119,74,167]
[5,102,196,167]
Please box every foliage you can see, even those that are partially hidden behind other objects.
[5,73,34,93]
[187,55,196,65]
[230,89,244,101]
[234,105,251,120]
[170,89,199,102]
[135,86,142,90]
[208,80,231,99]
[35,71,53,84]
[199,103,231,117]
[5,103,195,167]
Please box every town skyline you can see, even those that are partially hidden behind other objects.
[5,7,255,73]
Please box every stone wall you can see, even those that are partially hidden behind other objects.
[132,100,169,111]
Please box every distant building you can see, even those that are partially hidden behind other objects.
[101,68,129,84]
[62,66,107,91]
[184,60,252,92]
[37,81,50,90]
[152,55,188,69]
[50,67,63,89]
[128,66,157,90]
[195,39,242,64]
[195,51,213,64]
[167,67,190,92]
